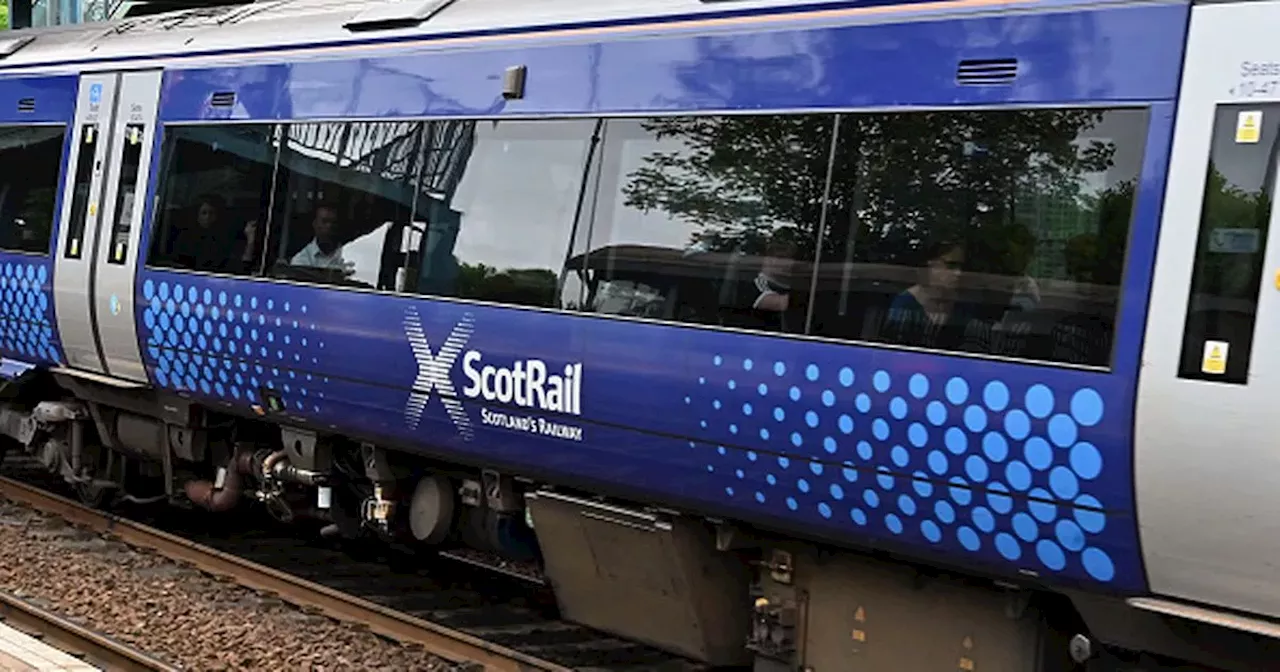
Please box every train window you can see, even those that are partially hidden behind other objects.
[146,124,280,276]
[808,108,1149,367]
[265,121,422,291]
[1177,104,1280,384]
[106,123,145,265]
[404,119,600,309]
[574,115,832,329]
[0,126,65,255]
[63,124,96,259]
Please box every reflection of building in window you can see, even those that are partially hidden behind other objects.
[270,120,432,289]
[417,119,597,309]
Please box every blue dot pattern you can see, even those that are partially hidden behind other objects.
[139,277,327,413]
[694,357,1121,585]
[0,260,62,364]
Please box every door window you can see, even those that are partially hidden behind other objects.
[1177,104,1280,383]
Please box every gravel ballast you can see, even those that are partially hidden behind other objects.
[0,497,457,671]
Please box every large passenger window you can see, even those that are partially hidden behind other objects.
[409,119,599,309]
[1177,104,1280,384]
[0,126,66,255]
[807,108,1148,367]
[575,116,833,329]
[265,121,422,290]
[147,124,279,275]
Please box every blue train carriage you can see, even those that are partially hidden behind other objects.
[0,0,1275,668]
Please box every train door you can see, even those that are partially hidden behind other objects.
[1135,0,1280,621]
[51,71,161,383]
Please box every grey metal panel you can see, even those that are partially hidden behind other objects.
[52,73,118,374]
[91,70,161,383]
[1135,0,1280,621]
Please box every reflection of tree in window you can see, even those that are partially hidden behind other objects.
[617,109,1146,366]
[1189,163,1271,301]
[622,115,832,257]
[1175,105,1279,385]
[623,111,1124,270]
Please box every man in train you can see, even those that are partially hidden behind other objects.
[289,202,350,272]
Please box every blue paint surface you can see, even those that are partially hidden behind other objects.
[158,2,1188,122]
[0,75,77,124]
[135,268,1143,590]
[0,256,63,366]
[140,279,326,408]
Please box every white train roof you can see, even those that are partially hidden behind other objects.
[0,0,1125,74]
[0,0,889,73]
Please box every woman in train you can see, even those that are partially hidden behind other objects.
[161,193,260,275]
[879,235,972,349]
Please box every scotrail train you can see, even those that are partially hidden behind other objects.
[0,0,1273,667]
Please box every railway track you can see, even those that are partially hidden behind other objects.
[0,587,176,672]
[0,462,709,672]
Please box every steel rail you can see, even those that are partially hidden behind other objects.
[0,589,178,671]
[0,476,572,672]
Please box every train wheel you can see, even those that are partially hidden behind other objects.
[73,481,111,508]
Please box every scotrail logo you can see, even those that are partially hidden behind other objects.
[403,308,586,442]
[404,308,476,440]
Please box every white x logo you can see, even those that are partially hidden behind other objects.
[403,307,475,441]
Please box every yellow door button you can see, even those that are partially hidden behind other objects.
[1275,269,1280,290]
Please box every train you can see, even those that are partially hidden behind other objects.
[0,0,1275,668]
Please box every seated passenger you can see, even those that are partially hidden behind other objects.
[165,194,258,274]
[290,203,349,271]
[881,237,970,348]
[722,235,805,332]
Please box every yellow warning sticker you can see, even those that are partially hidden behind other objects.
[88,202,96,217]
[1237,111,1263,144]
[1202,340,1229,375]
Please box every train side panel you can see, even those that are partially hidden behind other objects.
[133,0,1188,593]
[136,271,1144,588]
[0,75,79,373]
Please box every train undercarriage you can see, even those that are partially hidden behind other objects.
[0,367,1274,672]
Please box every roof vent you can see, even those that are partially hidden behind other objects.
[956,58,1019,86]
[344,0,457,32]
[16,98,35,113]
[210,91,236,108]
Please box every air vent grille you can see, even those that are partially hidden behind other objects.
[16,98,35,113]
[210,92,236,108]
[956,58,1019,86]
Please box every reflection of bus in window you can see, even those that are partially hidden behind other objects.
[569,242,1121,363]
